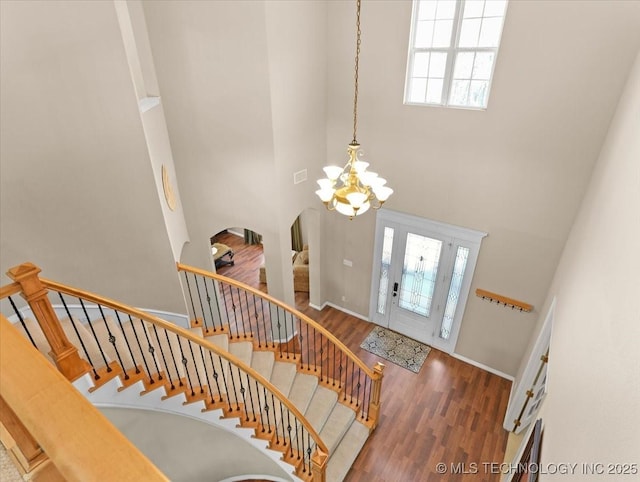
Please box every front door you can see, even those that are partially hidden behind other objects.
[370,209,486,353]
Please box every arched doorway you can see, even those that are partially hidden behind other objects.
[210,227,265,292]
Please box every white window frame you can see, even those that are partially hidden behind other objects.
[404,0,508,110]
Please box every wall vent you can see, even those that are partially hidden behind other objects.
[293,169,307,184]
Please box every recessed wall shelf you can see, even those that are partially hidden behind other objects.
[476,288,533,312]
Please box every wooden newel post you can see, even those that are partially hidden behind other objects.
[7,263,88,381]
[311,447,328,482]
[368,361,385,430]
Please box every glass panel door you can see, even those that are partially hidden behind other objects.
[398,233,443,317]
[369,209,486,353]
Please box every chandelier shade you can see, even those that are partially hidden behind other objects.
[316,0,392,219]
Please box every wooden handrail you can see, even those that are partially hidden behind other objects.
[0,282,21,298]
[40,276,329,456]
[1,315,168,481]
[176,262,379,382]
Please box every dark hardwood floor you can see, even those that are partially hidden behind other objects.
[211,230,511,481]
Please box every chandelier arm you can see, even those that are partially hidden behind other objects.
[352,0,361,145]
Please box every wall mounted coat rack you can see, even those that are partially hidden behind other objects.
[476,288,533,312]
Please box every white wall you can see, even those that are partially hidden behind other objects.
[323,0,640,375]
[141,0,327,304]
[534,50,640,479]
[0,0,185,313]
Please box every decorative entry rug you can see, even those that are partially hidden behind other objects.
[360,325,431,373]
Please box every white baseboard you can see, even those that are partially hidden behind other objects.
[451,352,514,381]
[324,302,370,322]
[307,302,325,311]
[306,300,371,323]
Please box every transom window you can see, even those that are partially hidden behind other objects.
[404,0,508,109]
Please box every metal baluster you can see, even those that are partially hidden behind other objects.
[186,339,205,395]
[157,326,181,389]
[8,296,37,348]
[307,433,313,475]
[356,367,362,408]
[282,308,289,359]
[272,394,279,444]
[319,335,324,382]
[208,351,223,404]
[286,410,293,458]
[114,311,140,375]
[56,293,99,379]
[236,368,248,421]
[97,304,127,377]
[245,373,257,422]
[263,387,272,434]
[298,331,304,369]
[279,401,286,448]
[234,287,248,338]
[339,350,344,389]
[332,342,336,387]
[255,380,264,432]
[208,278,222,332]
[139,318,163,382]
[228,362,241,411]
[79,299,110,371]
[177,337,196,397]
[276,305,283,358]
[243,291,253,339]
[362,376,371,421]
[350,361,356,404]
[224,284,239,339]
[289,312,296,357]
[127,315,153,384]
[262,299,275,348]
[313,327,317,373]
[202,275,218,332]
[305,322,310,370]
[218,356,232,411]
[196,343,211,397]
[343,361,350,402]
[151,325,175,389]
[294,419,302,461]
[183,271,198,324]
[193,274,210,333]
[251,294,263,348]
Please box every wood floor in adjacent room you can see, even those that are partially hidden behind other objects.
[213,231,512,481]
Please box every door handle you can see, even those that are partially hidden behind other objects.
[392,282,398,297]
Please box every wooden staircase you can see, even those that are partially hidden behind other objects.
[1,262,385,481]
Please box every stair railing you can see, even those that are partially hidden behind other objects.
[1,314,168,481]
[177,262,385,431]
[2,262,328,481]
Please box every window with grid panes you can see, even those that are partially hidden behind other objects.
[405,0,508,109]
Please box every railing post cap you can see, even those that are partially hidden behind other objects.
[7,262,41,281]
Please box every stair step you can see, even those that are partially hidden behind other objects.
[269,361,297,397]
[288,372,318,414]
[304,385,338,434]
[206,333,229,351]
[229,341,253,366]
[326,420,370,482]
[251,351,275,381]
[320,403,356,455]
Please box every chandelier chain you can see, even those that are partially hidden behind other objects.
[352,0,361,145]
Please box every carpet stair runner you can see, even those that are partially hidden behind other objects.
[14,315,370,482]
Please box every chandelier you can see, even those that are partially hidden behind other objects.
[316,0,392,219]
